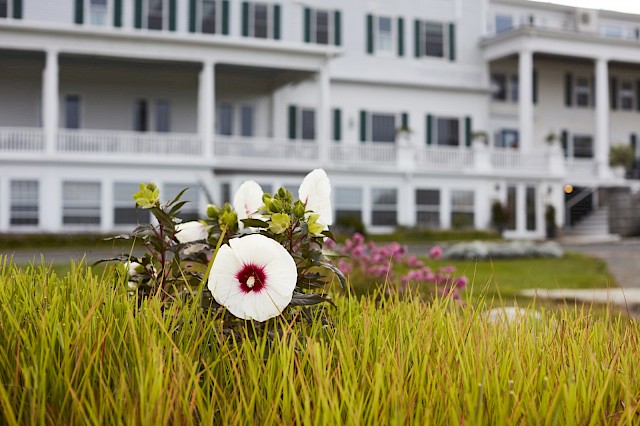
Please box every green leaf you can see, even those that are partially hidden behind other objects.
[241,218,269,228]
[290,291,335,307]
[320,262,346,288]
[307,214,324,236]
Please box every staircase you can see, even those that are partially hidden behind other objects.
[562,206,620,243]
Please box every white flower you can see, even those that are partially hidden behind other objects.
[208,234,297,322]
[175,221,208,243]
[126,261,143,277]
[298,169,333,230]
[233,180,264,229]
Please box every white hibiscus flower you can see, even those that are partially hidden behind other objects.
[298,168,333,230]
[233,180,264,229]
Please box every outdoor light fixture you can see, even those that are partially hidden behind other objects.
[564,184,574,194]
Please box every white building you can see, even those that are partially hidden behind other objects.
[1,0,639,238]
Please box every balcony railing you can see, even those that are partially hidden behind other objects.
[57,129,202,156]
[214,136,319,162]
[0,127,45,152]
[416,146,474,169]
[491,149,547,171]
[330,143,397,167]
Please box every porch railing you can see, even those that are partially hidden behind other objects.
[491,149,547,171]
[415,146,474,169]
[57,129,202,156]
[214,136,319,161]
[330,143,397,167]
[0,127,45,152]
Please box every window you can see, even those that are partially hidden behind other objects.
[573,135,593,158]
[506,186,516,231]
[242,2,280,39]
[495,129,519,149]
[376,16,393,53]
[89,0,109,26]
[301,109,316,140]
[240,105,254,137]
[10,180,39,226]
[620,81,634,110]
[114,183,150,225]
[218,103,255,137]
[450,190,474,229]
[371,188,397,226]
[133,99,148,132]
[155,100,170,133]
[370,113,396,142]
[63,182,101,225]
[218,103,233,136]
[147,0,165,30]
[305,8,340,45]
[165,183,200,221]
[526,186,536,231]
[575,77,591,107]
[436,118,459,146]
[423,21,444,58]
[315,10,329,44]
[0,0,8,18]
[258,183,273,193]
[491,74,507,101]
[253,3,268,38]
[220,182,231,204]
[65,95,81,129]
[415,189,440,228]
[335,187,362,225]
[495,14,513,34]
[603,26,622,38]
[510,76,519,102]
[201,0,217,33]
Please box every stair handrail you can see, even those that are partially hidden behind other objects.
[565,186,598,229]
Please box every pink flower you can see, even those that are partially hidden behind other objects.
[430,246,443,260]
[208,234,297,322]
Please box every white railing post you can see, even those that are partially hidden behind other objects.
[595,57,611,180]
[397,133,415,171]
[473,140,491,172]
[547,142,566,177]
[43,49,59,155]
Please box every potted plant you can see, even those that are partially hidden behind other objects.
[545,204,556,239]
[490,200,508,235]
[609,144,634,179]
[472,131,489,145]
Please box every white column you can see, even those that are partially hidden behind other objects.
[518,49,533,153]
[43,49,59,155]
[318,62,331,165]
[0,178,9,231]
[595,57,610,179]
[199,60,214,159]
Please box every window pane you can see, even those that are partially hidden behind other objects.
[148,0,164,30]
[510,76,519,102]
[372,210,397,226]
[372,188,396,205]
[155,100,171,132]
[134,99,148,132]
[301,109,316,140]
[526,186,536,231]
[240,105,254,137]
[437,118,459,146]
[335,187,362,206]
[451,190,473,208]
[10,180,39,226]
[506,186,516,230]
[496,129,519,149]
[202,0,216,34]
[335,187,363,227]
[377,17,392,52]
[89,0,108,26]
[372,188,397,226]
[573,136,593,158]
[315,10,329,45]
[114,183,150,225]
[254,4,268,38]
[417,211,439,228]
[496,14,513,33]
[491,74,506,101]
[371,114,395,142]
[65,95,81,129]
[575,77,590,107]
[63,182,101,225]
[620,82,634,110]
[218,103,233,135]
[416,189,440,228]
[416,189,439,206]
[424,22,443,57]
[221,182,231,204]
[0,0,8,18]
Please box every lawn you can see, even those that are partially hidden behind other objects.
[0,260,638,424]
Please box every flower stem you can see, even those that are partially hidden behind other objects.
[202,226,227,287]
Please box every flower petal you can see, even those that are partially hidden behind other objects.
[175,221,208,243]
[298,169,333,229]
[233,180,264,229]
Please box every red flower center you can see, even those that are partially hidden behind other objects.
[236,263,267,293]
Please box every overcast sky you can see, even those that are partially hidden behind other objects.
[532,0,640,14]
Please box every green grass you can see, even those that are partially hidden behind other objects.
[1,260,639,424]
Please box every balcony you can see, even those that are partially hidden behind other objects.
[213,136,320,171]
[0,127,44,152]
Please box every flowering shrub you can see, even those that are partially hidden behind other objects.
[101,169,344,328]
[444,240,564,260]
[327,233,468,300]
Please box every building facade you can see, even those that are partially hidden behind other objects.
[1,0,639,238]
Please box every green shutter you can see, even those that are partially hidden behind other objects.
[610,77,618,110]
[565,73,573,107]
[631,133,637,157]
[366,15,374,54]
[189,0,196,32]
[532,70,538,104]
[426,114,433,145]
[169,0,177,31]
[401,112,409,130]
[222,0,229,34]
[114,0,122,27]
[397,17,404,57]
[12,0,22,19]
[75,0,84,24]
[241,2,249,36]
[273,4,281,39]
[448,23,456,61]
[134,0,142,29]
[414,20,421,57]
[334,10,341,46]
[303,7,311,43]
[561,130,568,157]
[359,110,367,142]
[465,116,472,147]
[288,105,297,140]
[333,108,342,142]
[528,15,534,25]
